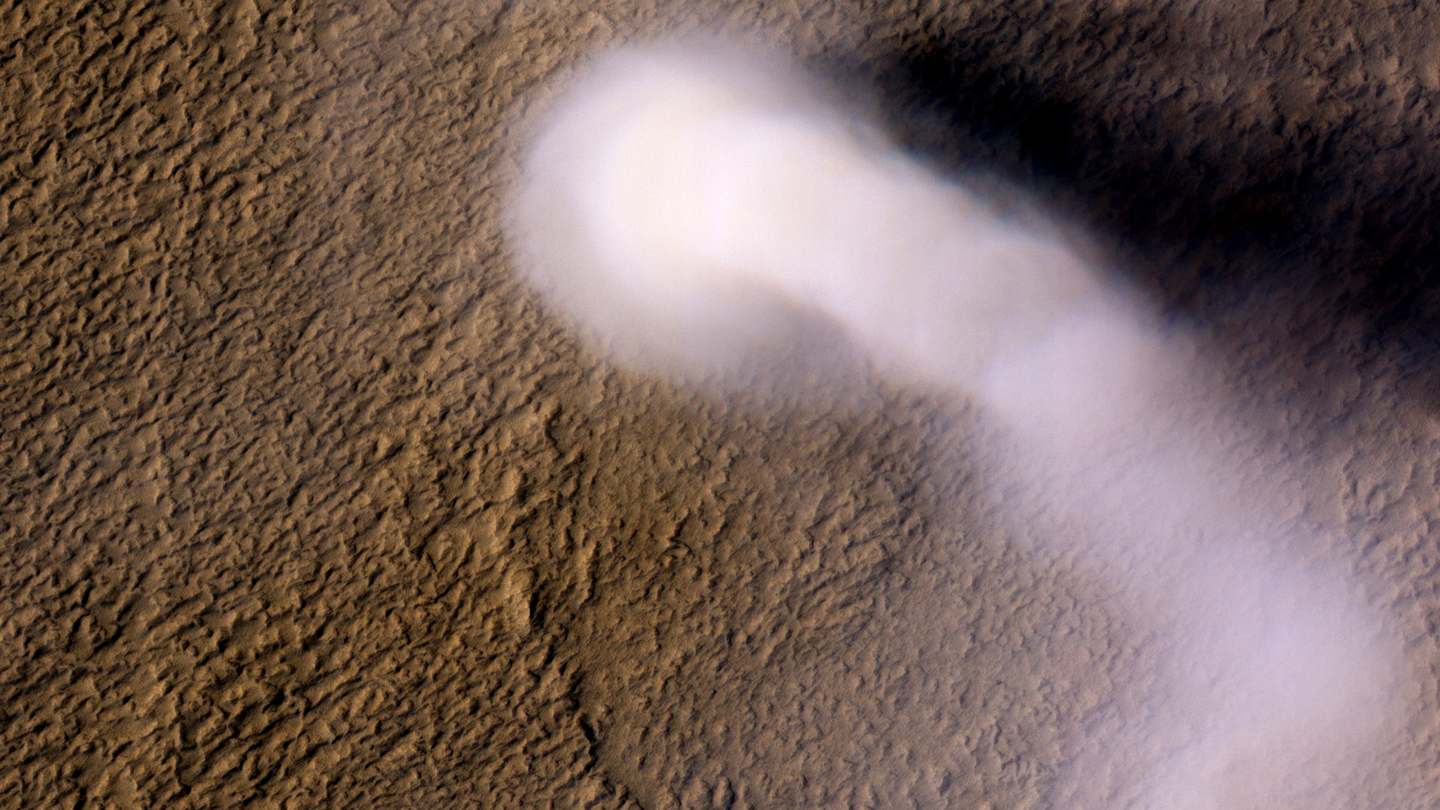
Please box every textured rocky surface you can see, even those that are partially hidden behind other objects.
[3,1,1440,808]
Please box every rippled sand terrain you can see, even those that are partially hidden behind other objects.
[4,2,1440,808]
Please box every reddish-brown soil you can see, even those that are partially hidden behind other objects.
[4,2,1440,808]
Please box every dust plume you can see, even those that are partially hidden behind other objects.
[505,42,1400,809]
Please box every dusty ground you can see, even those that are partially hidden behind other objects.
[4,1,1440,808]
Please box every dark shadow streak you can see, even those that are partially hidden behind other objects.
[822,5,1440,409]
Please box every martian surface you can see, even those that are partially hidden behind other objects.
[4,1,1440,809]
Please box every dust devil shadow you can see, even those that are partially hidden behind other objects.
[844,3,1440,411]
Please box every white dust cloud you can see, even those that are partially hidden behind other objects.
[506,42,1401,809]
[508,43,1109,392]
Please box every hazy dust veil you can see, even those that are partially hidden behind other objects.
[505,41,1402,810]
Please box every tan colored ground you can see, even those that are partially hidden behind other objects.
[4,1,1440,808]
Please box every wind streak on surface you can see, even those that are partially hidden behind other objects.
[506,43,1399,809]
